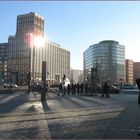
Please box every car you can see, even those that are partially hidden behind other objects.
[121,84,139,94]
[109,85,119,94]
[11,84,18,88]
[87,84,119,94]
[3,83,11,88]
[30,81,48,92]
[3,83,18,88]
[122,85,137,89]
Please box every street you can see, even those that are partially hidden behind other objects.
[0,88,140,139]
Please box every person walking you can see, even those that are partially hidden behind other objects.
[71,83,75,95]
[85,82,88,95]
[100,84,104,98]
[101,82,110,98]
[63,85,66,96]
[58,83,63,96]
[80,83,84,95]
[74,83,76,95]
[76,83,80,95]
[67,84,71,95]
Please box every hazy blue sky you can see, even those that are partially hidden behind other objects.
[0,1,140,70]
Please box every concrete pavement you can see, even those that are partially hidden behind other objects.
[0,90,51,139]
[0,88,140,139]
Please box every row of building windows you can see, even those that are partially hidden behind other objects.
[84,41,125,84]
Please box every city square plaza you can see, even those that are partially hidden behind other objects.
[0,87,140,139]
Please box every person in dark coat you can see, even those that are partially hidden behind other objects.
[74,83,76,95]
[80,83,84,95]
[63,85,66,96]
[71,83,74,95]
[101,82,110,98]
[85,82,88,95]
[58,83,63,96]
[76,83,80,95]
[67,84,71,95]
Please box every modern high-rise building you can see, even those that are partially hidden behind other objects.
[125,59,134,85]
[134,62,140,85]
[83,40,125,85]
[0,43,8,82]
[7,12,44,84]
[45,41,70,85]
[7,12,70,85]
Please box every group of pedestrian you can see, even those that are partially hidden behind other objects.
[58,82,110,98]
[58,82,88,96]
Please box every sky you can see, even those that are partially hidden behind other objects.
[0,1,140,70]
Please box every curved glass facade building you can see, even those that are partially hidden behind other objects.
[84,40,125,84]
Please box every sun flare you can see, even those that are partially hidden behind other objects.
[34,36,45,48]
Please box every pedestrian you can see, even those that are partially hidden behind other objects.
[9,83,13,93]
[67,84,71,95]
[101,82,110,98]
[85,82,88,95]
[58,83,63,96]
[76,83,80,95]
[63,85,66,96]
[74,83,76,95]
[100,84,104,98]
[80,83,84,95]
[71,83,74,95]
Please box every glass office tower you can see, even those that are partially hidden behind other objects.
[84,40,125,85]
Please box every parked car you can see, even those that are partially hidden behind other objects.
[30,81,48,92]
[109,85,119,94]
[11,84,18,88]
[3,83,18,88]
[121,84,139,94]
[122,84,137,89]
[3,83,10,88]
[87,84,119,94]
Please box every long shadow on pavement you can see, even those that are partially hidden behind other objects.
[41,100,51,112]
[0,127,39,139]
[0,92,28,113]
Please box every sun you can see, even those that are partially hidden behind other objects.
[34,36,45,48]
